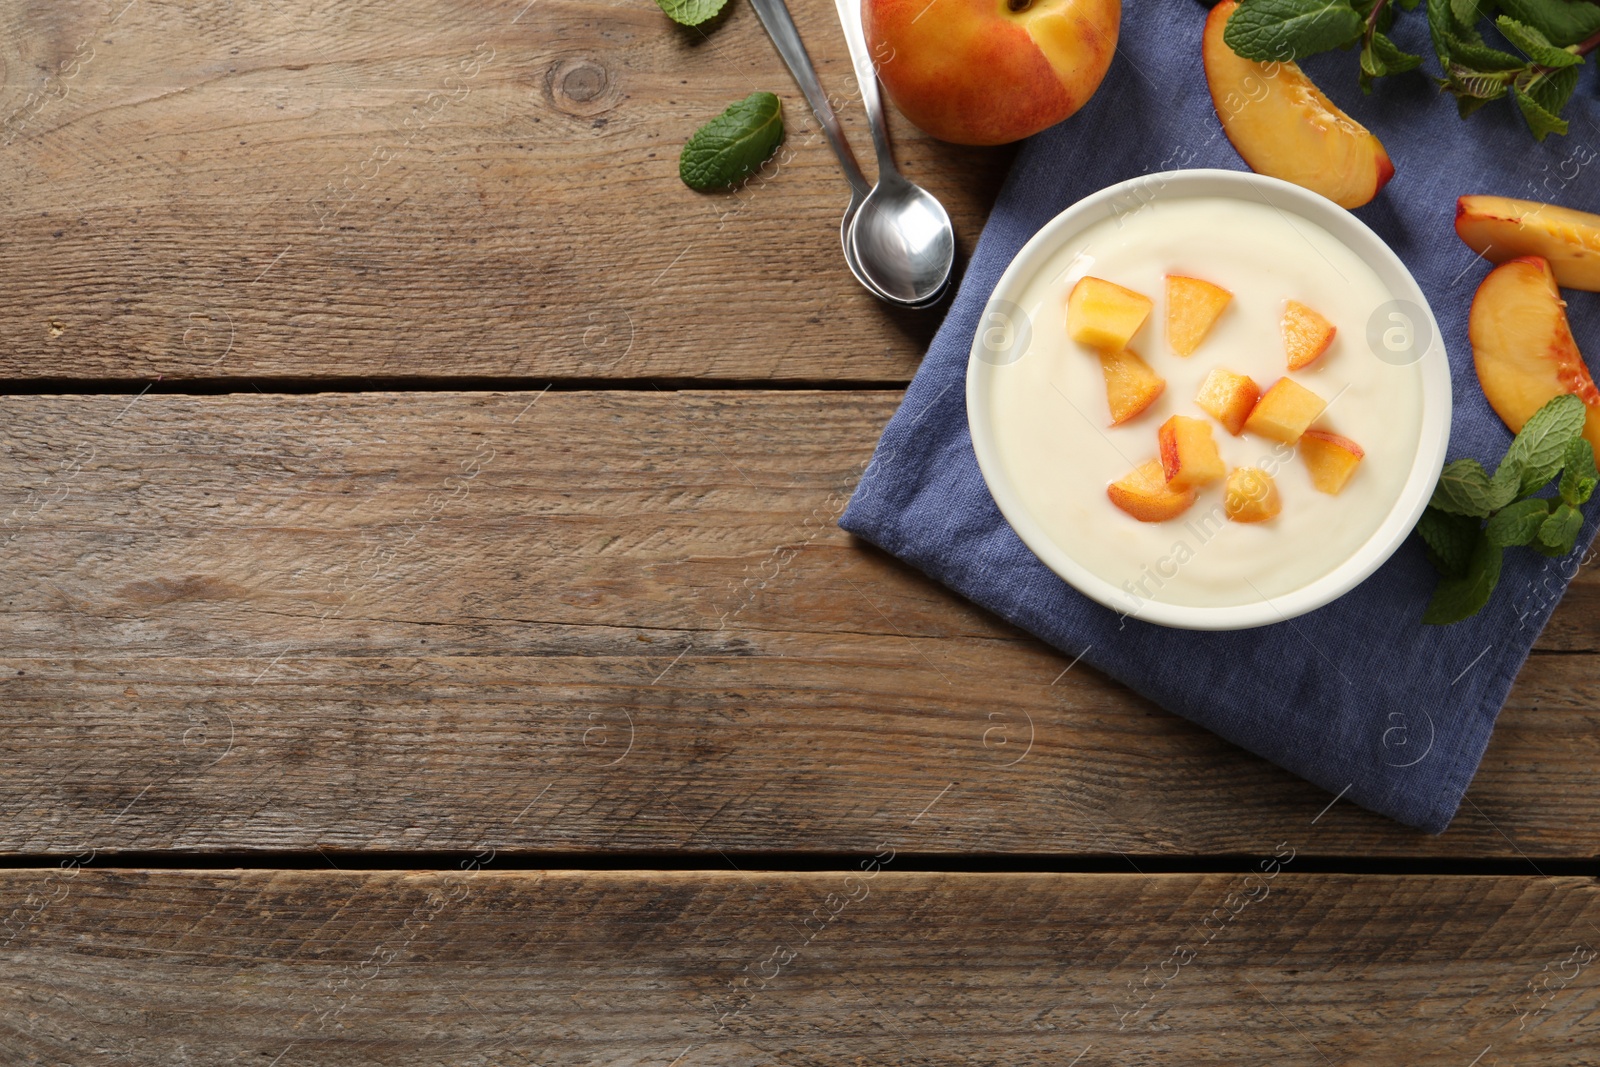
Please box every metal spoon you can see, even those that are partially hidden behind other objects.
[836,0,955,307]
[746,0,894,302]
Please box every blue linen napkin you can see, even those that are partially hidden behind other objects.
[840,0,1600,832]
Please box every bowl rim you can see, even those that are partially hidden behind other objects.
[965,168,1452,631]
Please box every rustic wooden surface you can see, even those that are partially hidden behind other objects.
[3,0,1598,1059]
[3,870,1597,1065]
[0,391,1596,859]
[0,0,1011,382]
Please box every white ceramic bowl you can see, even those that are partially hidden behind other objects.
[966,169,1451,630]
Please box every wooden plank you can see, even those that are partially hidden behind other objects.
[1,869,1595,1063]
[0,0,1011,382]
[1,391,1596,857]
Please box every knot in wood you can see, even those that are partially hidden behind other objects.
[545,57,617,119]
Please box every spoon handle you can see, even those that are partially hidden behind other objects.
[747,0,871,197]
[834,0,898,180]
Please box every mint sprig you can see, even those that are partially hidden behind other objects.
[679,92,785,192]
[1225,0,1600,140]
[655,0,730,27]
[1416,394,1595,625]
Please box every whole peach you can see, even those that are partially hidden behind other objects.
[864,0,1121,146]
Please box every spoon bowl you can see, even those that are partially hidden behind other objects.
[851,175,956,305]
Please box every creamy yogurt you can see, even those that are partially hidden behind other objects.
[984,195,1425,610]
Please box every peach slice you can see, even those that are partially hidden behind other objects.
[1203,0,1393,209]
[1299,430,1364,494]
[1223,467,1281,523]
[1158,415,1226,491]
[1068,276,1153,351]
[1470,255,1600,453]
[1194,367,1261,436]
[1243,378,1327,443]
[1165,275,1232,356]
[1099,348,1166,425]
[1283,300,1336,371]
[1108,459,1197,523]
[1456,195,1600,291]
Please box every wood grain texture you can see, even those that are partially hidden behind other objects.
[1,391,1596,858]
[1,869,1596,1064]
[0,0,1011,382]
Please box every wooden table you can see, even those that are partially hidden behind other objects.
[2,1,1597,1062]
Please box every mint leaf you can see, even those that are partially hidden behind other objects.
[1445,76,1506,119]
[1443,62,1514,111]
[1427,0,1458,65]
[1497,16,1583,66]
[1506,394,1587,493]
[655,0,729,26]
[1540,502,1585,553]
[1485,497,1552,547]
[1488,457,1527,510]
[1423,528,1503,624]
[1373,31,1425,70]
[1429,0,1479,65]
[1432,458,1507,516]
[1528,64,1581,114]
[1496,0,1600,46]
[679,92,784,192]
[1445,35,1530,70]
[1363,31,1425,87]
[1449,0,1482,27]
[1515,85,1570,140]
[1417,507,1482,575]
[1560,438,1598,505]
[1361,39,1387,83]
[1224,0,1365,61]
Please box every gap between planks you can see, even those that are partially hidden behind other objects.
[0,377,916,396]
[0,852,1593,877]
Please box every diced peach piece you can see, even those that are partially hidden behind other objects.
[1108,459,1197,523]
[1165,275,1232,356]
[1223,467,1282,524]
[1068,276,1153,351]
[1203,0,1393,209]
[1283,300,1336,371]
[1243,378,1327,443]
[1194,367,1261,436]
[1299,430,1364,495]
[1456,195,1600,292]
[1158,415,1226,491]
[1099,348,1166,426]
[1470,255,1600,453]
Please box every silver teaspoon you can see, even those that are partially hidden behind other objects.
[836,0,956,307]
[747,0,895,302]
